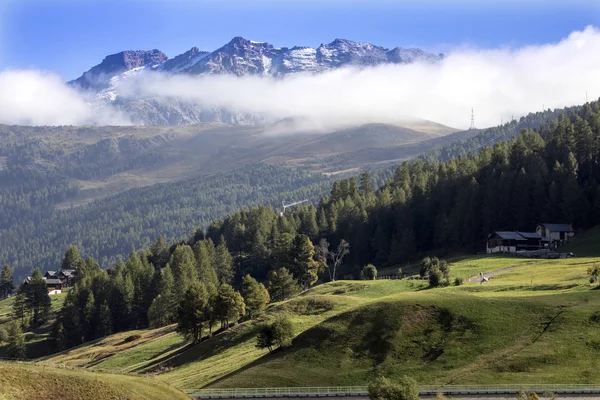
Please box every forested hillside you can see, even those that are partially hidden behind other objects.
[1,164,332,278]
[205,101,600,279]
[0,105,583,279]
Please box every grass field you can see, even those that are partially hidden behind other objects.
[0,362,190,400]
[19,227,600,391]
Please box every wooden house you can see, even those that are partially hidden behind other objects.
[536,223,575,247]
[486,231,544,254]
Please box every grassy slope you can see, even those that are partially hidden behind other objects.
[0,293,66,358]
[0,362,189,400]
[38,227,600,390]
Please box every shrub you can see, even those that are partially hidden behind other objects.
[256,314,294,352]
[454,277,464,286]
[362,264,377,280]
[368,376,419,400]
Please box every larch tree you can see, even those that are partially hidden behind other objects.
[0,264,14,299]
[267,268,299,302]
[7,320,26,360]
[176,281,209,343]
[241,274,270,318]
[214,284,246,329]
[214,236,233,285]
[290,234,319,289]
[25,269,51,327]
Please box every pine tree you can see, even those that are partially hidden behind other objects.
[241,274,270,319]
[194,240,219,290]
[7,320,26,360]
[149,236,170,269]
[214,284,246,329]
[11,291,27,327]
[0,264,14,299]
[96,301,112,338]
[214,236,233,285]
[61,245,86,277]
[110,272,133,332]
[170,245,198,301]
[176,281,209,343]
[60,285,83,346]
[148,294,173,328]
[267,268,299,302]
[25,269,51,327]
[83,292,96,341]
[290,234,319,289]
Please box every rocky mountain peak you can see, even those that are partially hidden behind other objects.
[70,49,168,91]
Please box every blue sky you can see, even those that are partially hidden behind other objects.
[1,0,599,80]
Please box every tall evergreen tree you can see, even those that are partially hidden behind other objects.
[215,236,233,285]
[241,274,270,319]
[290,234,319,289]
[7,320,26,359]
[268,268,299,302]
[176,281,209,343]
[0,264,14,299]
[25,269,51,327]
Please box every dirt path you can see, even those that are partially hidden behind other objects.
[468,266,520,283]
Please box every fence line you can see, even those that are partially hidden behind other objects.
[187,384,600,397]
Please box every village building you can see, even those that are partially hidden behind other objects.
[536,223,575,247]
[486,231,545,254]
[45,278,64,295]
[487,223,575,254]
[23,268,77,295]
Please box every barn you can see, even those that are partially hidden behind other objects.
[486,231,527,254]
[536,223,575,247]
[486,231,544,254]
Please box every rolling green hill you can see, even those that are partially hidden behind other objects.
[0,362,190,400]
[36,231,600,390]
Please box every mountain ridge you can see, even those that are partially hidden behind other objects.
[67,37,443,126]
[71,36,443,84]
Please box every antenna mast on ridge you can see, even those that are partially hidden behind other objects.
[469,108,476,130]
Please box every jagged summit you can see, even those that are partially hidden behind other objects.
[70,49,167,91]
[71,37,444,125]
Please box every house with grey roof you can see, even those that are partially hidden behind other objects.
[536,223,575,247]
[486,231,545,254]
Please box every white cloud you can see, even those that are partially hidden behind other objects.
[0,69,130,126]
[120,26,600,130]
[1,26,600,129]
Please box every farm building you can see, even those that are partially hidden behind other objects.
[486,231,545,254]
[536,223,575,247]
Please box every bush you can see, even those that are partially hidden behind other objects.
[256,314,294,352]
[368,376,419,400]
[362,264,377,280]
[454,277,464,286]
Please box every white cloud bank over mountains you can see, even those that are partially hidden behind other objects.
[1,26,599,129]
